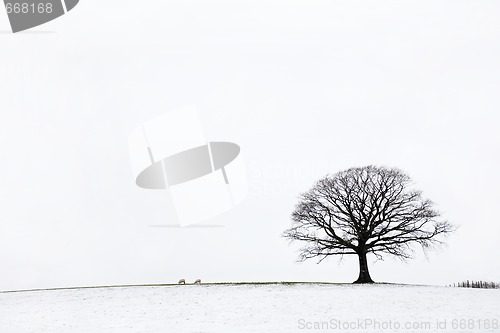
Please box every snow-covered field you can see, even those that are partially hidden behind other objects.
[1,283,499,333]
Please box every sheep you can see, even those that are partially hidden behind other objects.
[178,279,186,284]
[194,279,201,284]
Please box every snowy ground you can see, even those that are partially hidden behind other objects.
[1,283,499,333]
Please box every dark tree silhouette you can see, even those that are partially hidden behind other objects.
[283,166,455,283]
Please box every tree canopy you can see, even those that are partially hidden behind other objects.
[283,165,455,283]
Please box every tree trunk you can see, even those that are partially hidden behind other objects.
[354,251,374,283]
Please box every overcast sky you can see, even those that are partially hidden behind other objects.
[0,0,499,291]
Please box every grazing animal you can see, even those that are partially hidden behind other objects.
[178,279,186,284]
[194,279,201,284]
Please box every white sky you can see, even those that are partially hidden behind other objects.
[0,0,499,291]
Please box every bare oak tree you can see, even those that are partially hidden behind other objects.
[283,166,455,283]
